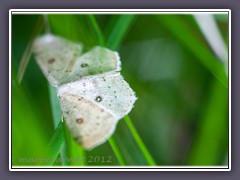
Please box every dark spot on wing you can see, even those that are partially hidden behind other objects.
[76,118,84,124]
[95,96,102,102]
[81,63,88,68]
[102,77,106,81]
[48,58,55,64]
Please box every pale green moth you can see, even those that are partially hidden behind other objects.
[32,34,137,149]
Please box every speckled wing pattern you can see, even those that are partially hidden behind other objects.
[33,34,137,150]
[33,34,121,86]
[57,73,136,149]
[58,92,116,149]
[69,46,121,83]
[32,34,83,86]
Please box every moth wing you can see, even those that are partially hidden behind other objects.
[59,72,137,120]
[58,86,116,149]
[69,46,121,82]
[32,34,83,86]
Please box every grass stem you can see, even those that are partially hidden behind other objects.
[124,116,156,165]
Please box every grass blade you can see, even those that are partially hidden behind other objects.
[48,86,62,127]
[42,122,64,165]
[64,123,85,166]
[105,15,136,50]
[194,14,228,64]
[124,116,156,165]
[86,15,105,46]
[17,16,43,83]
[156,15,228,88]
[187,79,228,165]
[48,85,68,165]
[108,137,127,165]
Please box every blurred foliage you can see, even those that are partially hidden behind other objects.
[12,13,229,166]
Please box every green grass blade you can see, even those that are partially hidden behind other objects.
[42,122,64,165]
[64,122,85,166]
[17,16,43,83]
[187,79,228,165]
[108,137,127,165]
[105,15,136,50]
[156,15,228,88]
[86,15,105,46]
[124,116,156,165]
[48,85,68,165]
[48,86,62,127]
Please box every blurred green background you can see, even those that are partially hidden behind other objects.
[12,13,229,166]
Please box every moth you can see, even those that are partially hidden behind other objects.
[32,34,137,149]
